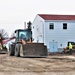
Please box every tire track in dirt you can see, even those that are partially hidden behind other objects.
[31,56,75,72]
[0,54,75,72]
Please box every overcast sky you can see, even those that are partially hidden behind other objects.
[0,0,75,36]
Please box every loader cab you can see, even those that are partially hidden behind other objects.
[15,29,32,42]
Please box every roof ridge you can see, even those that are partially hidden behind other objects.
[38,14,75,16]
[38,14,75,20]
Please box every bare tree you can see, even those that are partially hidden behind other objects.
[0,29,9,38]
[11,31,16,38]
[0,29,9,49]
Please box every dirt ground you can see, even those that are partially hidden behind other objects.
[0,54,75,75]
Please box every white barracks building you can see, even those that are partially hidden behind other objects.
[32,14,75,52]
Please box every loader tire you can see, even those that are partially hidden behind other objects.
[15,44,20,57]
[9,44,15,56]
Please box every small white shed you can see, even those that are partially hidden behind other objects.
[32,14,75,52]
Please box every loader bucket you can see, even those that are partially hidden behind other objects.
[22,43,48,57]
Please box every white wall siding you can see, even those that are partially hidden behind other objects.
[44,21,75,49]
[32,15,44,43]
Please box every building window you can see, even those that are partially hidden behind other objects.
[49,23,54,29]
[63,23,67,29]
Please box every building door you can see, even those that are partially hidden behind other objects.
[49,42,58,52]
